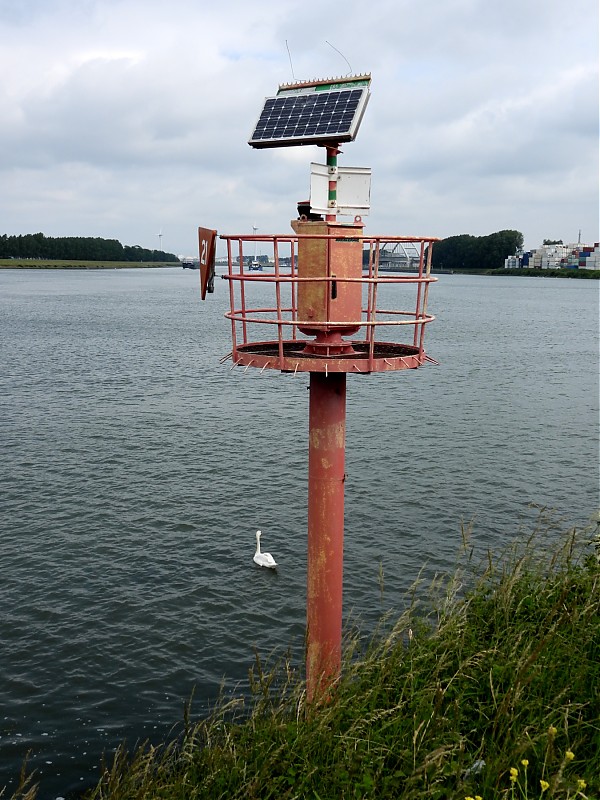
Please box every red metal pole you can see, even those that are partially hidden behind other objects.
[306,370,346,702]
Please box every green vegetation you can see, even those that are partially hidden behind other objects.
[9,517,599,800]
[0,233,179,263]
[431,230,524,272]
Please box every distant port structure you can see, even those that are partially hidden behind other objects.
[506,240,600,270]
[377,240,423,271]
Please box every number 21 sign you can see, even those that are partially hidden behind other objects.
[198,226,217,300]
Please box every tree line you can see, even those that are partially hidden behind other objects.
[429,229,523,271]
[0,233,179,262]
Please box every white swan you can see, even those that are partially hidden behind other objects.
[253,530,277,569]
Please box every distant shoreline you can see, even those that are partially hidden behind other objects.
[1,261,598,279]
[481,267,599,279]
[0,260,181,270]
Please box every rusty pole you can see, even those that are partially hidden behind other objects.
[306,370,346,702]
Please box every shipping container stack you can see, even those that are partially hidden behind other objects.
[505,242,599,270]
[561,243,599,269]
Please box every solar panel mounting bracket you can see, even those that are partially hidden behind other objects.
[309,163,371,217]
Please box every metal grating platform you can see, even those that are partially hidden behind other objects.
[232,340,436,374]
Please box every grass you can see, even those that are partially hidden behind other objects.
[0,260,180,269]
[8,514,600,800]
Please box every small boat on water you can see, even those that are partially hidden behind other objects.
[249,224,262,270]
[182,261,198,270]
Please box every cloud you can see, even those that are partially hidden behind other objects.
[0,0,597,253]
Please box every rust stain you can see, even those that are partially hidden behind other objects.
[309,429,323,448]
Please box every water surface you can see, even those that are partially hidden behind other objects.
[1,268,598,798]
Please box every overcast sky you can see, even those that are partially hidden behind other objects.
[1,0,597,257]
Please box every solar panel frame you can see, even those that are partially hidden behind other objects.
[248,81,371,149]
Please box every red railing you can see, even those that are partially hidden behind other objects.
[220,233,439,374]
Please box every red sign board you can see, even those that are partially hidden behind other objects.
[198,227,217,300]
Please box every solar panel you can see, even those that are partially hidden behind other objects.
[249,75,371,149]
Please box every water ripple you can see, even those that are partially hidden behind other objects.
[1,269,597,798]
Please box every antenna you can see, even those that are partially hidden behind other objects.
[285,40,296,82]
[157,230,163,251]
[325,40,353,75]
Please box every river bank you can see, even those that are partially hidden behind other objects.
[0,260,180,269]
[14,526,597,800]
[3,261,598,277]
[483,267,599,279]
